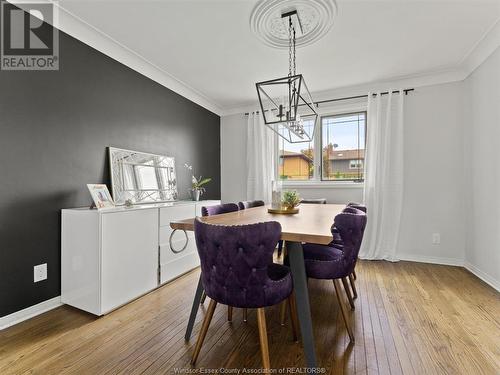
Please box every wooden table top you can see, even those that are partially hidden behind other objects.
[170,204,345,245]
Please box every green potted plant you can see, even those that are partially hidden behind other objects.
[184,164,211,201]
[282,190,301,210]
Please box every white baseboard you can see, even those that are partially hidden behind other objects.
[397,254,464,267]
[464,262,500,292]
[0,296,62,331]
[396,254,499,292]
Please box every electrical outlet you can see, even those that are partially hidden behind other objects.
[34,263,47,282]
[432,233,441,245]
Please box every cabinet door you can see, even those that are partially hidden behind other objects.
[101,209,158,313]
[159,204,198,284]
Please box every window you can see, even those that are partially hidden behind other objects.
[321,112,366,181]
[278,119,315,181]
[277,111,366,183]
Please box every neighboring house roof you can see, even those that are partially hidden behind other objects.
[328,149,365,161]
[279,150,313,163]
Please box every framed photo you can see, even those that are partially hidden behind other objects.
[87,184,115,210]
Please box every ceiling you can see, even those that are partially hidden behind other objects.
[56,0,500,113]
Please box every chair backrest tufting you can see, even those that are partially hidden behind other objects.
[332,206,365,234]
[237,200,265,210]
[333,209,367,274]
[342,206,361,214]
[194,218,282,308]
[347,202,367,213]
[201,203,239,217]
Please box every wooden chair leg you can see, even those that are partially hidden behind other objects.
[352,270,357,280]
[288,293,299,342]
[277,240,287,261]
[341,277,355,309]
[256,308,271,371]
[279,300,287,325]
[200,291,206,304]
[243,308,248,322]
[277,240,283,258]
[191,299,217,365]
[228,306,233,322]
[333,279,355,343]
[349,273,358,299]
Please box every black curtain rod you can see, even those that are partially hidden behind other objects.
[244,88,414,115]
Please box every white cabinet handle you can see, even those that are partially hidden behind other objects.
[169,229,189,254]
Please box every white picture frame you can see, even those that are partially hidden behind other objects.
[87,184,115,210]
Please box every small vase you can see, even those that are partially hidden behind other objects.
[271,180,283,210]
[191,189,200,201]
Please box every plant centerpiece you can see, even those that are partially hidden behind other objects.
[282,190,301,211]
[184,164,211,201]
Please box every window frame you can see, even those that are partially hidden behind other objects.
[279,105,368,187]
[319,111,367,183]
[276,120,316,182]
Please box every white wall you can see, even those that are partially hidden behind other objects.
[220,82,467,266]
[281,183,364,204]
[221,114,247,203]
[220,112,364,205]
[398,82,466,264]
[463,47,500,290]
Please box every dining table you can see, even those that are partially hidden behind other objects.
[170,203,346,368]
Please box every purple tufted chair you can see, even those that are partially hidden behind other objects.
[277,198,326,261]
[331,203,367,292]
[237,200,287,266]
[237,200,265,210]
[347,202,367,213]
[280,198,326,255]
[332,204,366,243]
[198,203,239,313]
[191,219,298,370]
[302,208,367,343]
[201,203,239,217]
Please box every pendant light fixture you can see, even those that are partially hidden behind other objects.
[255,9,318,143]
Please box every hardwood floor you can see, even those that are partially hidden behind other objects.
[1,261,499,374]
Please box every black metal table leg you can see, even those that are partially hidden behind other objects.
[287,241,317,368]
[185,274,204,340]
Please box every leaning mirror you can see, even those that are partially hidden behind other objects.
[109,147,178,205]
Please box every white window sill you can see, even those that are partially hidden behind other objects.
[282,181,364,189]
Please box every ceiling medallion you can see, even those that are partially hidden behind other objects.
[250,0,337,49]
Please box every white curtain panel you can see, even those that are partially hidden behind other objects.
[246,112,275,203]
[360,90,404,261]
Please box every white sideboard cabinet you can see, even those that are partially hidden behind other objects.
[61,200,220,315]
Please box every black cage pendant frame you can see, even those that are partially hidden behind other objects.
[256,73,318,143]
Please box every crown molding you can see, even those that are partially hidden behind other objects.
[460,18,500,78]
[9,1,223,116]
[220,66,467,116]
[9,1,499,118]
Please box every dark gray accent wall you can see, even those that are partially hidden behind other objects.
[0,30,220,317]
